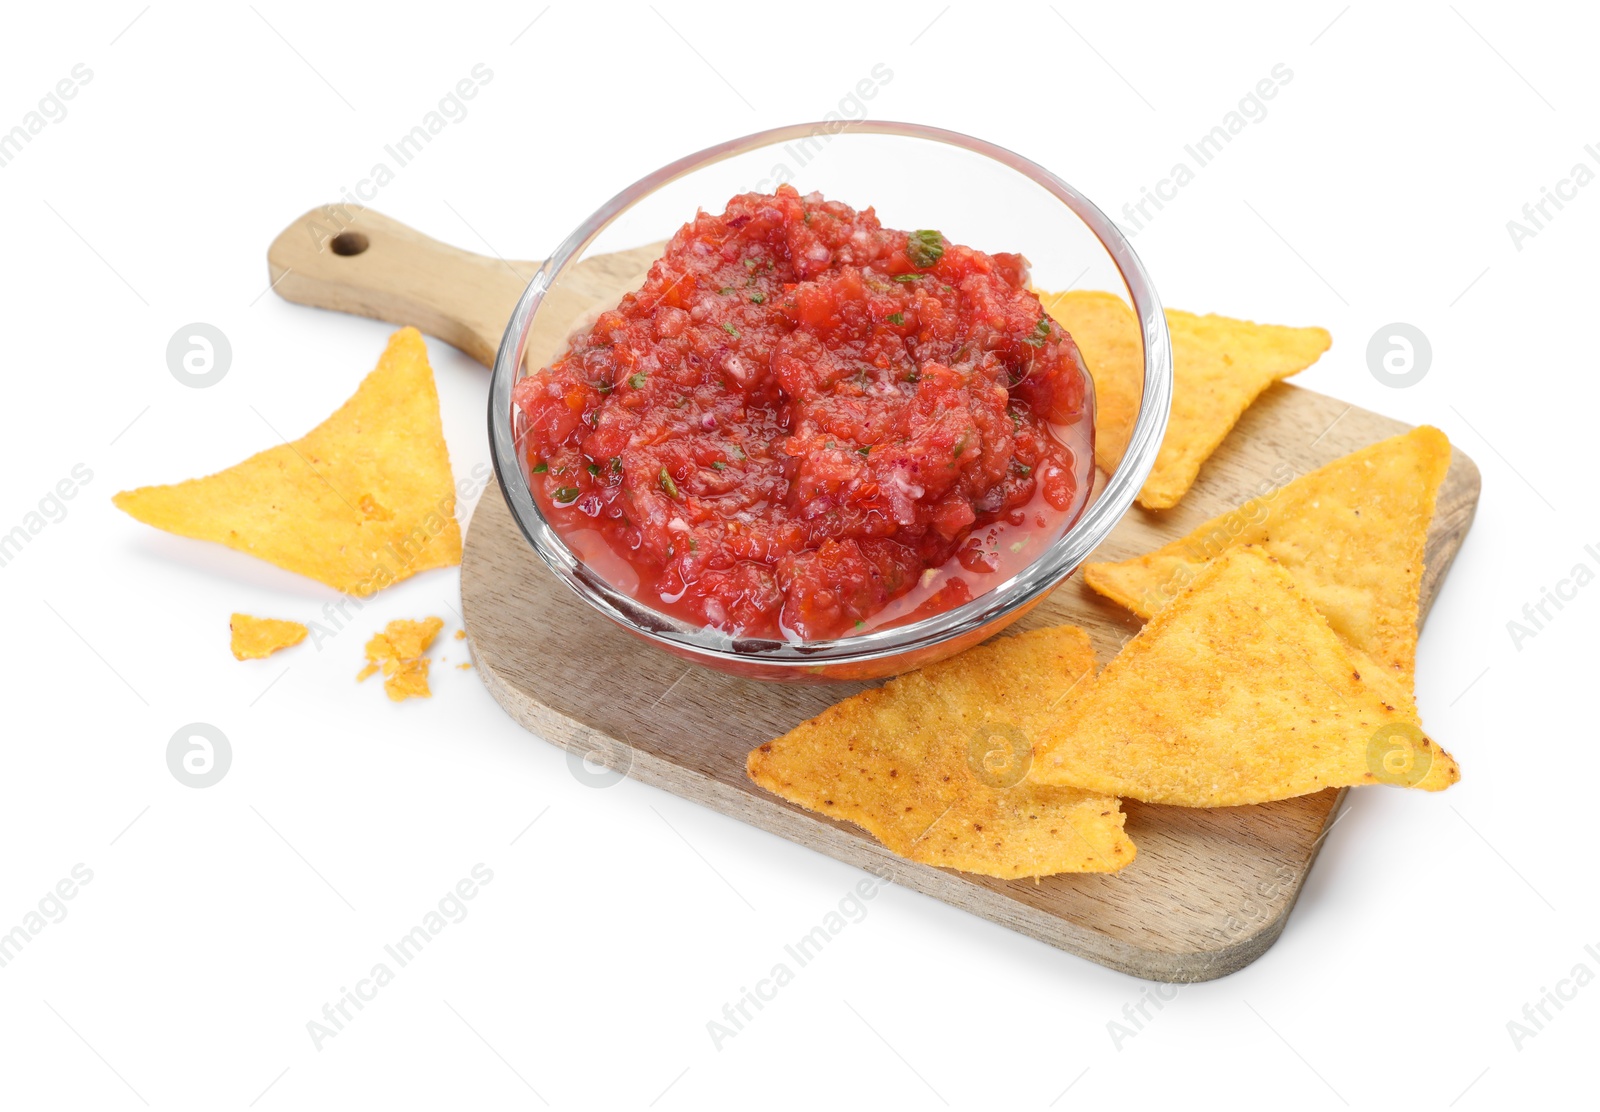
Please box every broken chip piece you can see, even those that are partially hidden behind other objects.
[382,656,433,701]
[747,626,1135,878]
[359,616,444,701]
[1031,548,1459,806]
[229,613,308,660]
[1084,426,1451,682]
[113,328,461,596]
[1039,290,1331,507]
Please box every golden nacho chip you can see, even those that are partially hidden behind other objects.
[359,616,444,701]
[113,328,461,595]
[1084,426,1450,682]
[229,613,308,660]
[747,627,1135,878]
[1037,290,1143,475]
[1031,548,1459,806]
[1039,291,1331,508]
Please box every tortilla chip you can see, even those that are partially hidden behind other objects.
[747,627,1135,878]
[1039,291,1330,507]
[359,616,443,701]
[229,613,307,660]
[1037,290,1144,475]
[1031,548,1459,806]
[113,328,461,595]
[1084,426,1450,682]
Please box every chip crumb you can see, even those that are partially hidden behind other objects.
[454,629,466,640]
[358,617,444,701]
[383,657,432,702]
[229,613,308,661]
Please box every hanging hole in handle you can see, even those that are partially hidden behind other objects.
[330,231,370,257]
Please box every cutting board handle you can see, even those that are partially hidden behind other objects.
[266,205,541,367]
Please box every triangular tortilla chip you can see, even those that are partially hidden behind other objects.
[747,627,1135,878]
[229,613,307,660]
[114,328,460,595]
[1031,548,1459,806]
[1084,426,1450,682]
[1040,291,1330,508]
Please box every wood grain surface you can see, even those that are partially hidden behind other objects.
[265,208,1481,981]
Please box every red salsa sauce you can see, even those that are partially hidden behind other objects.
[513,185,1094,641]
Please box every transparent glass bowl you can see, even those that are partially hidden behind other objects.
[489,122,1171,682]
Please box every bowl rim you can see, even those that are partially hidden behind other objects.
[488,120,1172,669]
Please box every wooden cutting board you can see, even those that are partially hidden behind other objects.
[270,206,1481,981]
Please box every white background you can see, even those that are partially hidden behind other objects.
[1,2,1595,1109]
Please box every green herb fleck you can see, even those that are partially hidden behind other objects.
[1023,318,1050,348]
[732,445,747,461]
[907,229,945,268]
[892,273,919,283]
[887,312,905,326]
[659,469,680,498]
[749,291,766,304]
[712,460,728,471]
[531,461,548,474]
[855,620,865,629]
[587,462,600,475]
[953,435,968,459]
[718,286,733,296]
[554,486,579,502]
[1015,463,1033,477]
[628,372,647,388]
[721,322,740,338]
[858,445,872,457]
[612,456,623,472]
[906,369,920,383]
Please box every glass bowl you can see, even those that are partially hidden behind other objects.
[489,121,1171,682]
